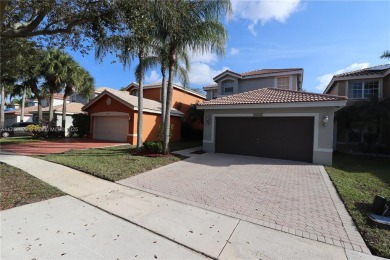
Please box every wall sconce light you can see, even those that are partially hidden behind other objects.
[129,116,131,121]
[205,117,210,125]
[322,115,329,127]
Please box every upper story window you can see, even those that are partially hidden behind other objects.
[71,95,77,102]
[348,80,379,99]
[222,80,234,95]
[277,77,290,89]
[131,90,139,96]
[212,90,217,99]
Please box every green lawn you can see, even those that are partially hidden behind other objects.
[0,163,65,210]
[326,153,390,258]
[0,136,41,146]
[36,140,201,182]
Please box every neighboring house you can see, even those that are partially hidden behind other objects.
[28,93,70,107]
[82,88,184,143]
[30,102,85,135]
[323,64,390,152]
[203,68,304,100]
[197,88,347,166]
[69,87,109,104]
[4,106,36,126]
[125,82,206,121]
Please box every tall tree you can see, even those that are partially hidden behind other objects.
[62,64,94,130]
[155,0,231,153]
[1,0,118,53]
[0,38,39,127]
[381,50,390,59]
[42,49,75,126]
[96,0,156,150]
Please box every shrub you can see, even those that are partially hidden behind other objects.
[71,113,90,137]
[181,121,203,140]
[26,124,46,139]
[143,141,163,154]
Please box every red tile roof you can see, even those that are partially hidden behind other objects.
[198,88,347,106]
[334,64,390,78]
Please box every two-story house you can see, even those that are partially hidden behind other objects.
[197,68,347,166]
[203,68,304,100]
[323,64,390,153]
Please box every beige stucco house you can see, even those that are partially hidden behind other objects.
[198,68,347,166]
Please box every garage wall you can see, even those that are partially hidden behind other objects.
[86,94,134,142]
[202,106,337,166]
[130,112,182,144]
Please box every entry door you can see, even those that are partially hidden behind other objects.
[215,117,314,162]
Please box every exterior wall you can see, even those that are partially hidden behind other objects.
[217,76,239,96]
[70,93,89,104]
[327,83,338,95]
[383,74,390,98]
[143,88,162,102]
[337,81,347,96]
[86,93,133,142]
[130,112,181,144]
[238,77,274,92]
[85,93,182,144]
[201,106,337,166]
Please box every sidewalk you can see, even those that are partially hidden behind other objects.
[0,153,384,259]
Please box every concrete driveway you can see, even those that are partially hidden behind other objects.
[119,153,368,252]
[0,138,126,155]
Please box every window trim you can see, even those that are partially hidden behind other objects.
[275,76,292,90]
[347,79,382,99]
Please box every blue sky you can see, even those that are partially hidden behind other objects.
[69,0,390,94]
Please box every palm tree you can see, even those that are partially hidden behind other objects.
[96,0,156,150]
[42,49,75,127]
[380,50,390,59]
[138,42,190,127]
[155,0,231,153]
[62,64,94,130]
[13,82,32,122]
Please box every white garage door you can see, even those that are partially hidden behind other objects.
[93,116,128,142]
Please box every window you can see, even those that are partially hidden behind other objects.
[348,80,379,99]
[131,90,139,96]
[222,80,234,95]
[277,77,290,89]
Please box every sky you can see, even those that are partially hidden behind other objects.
[68,0,390,94]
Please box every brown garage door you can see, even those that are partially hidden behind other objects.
[215,117,314,162]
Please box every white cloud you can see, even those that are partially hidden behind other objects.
[315,63,370,91]
[231,0,302,35]
[188,63,230,85]
[145,70,162,84]
[189,51,218,64]
[229,47,240,56]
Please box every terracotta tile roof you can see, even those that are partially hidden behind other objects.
[240,68,303,77]
[334,64,390,78]
[198,88,347,106]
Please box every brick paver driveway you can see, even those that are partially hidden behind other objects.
[0,138,126,155]
[119,153,369,253]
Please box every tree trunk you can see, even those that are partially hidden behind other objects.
[38,100,43,124]
[137,50,144,150]
[49,93,54,127]
[62,95,67,136]
[163,51,176,154]
[20,85,26,122]
[0,82,5,127]
[160,68,167,127]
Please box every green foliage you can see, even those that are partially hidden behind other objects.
[158,124,173,142]
[187,104,204,124]
[71,113,90,137]
[181,122,203,140]
[26,124,46,139]
[143,141,163,154]
[380,50,390,59]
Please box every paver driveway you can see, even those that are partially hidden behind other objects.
[119,153,368,252]
[0,138,126,155]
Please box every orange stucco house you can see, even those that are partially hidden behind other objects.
[125,82,206,125]
[82,88,184,144]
